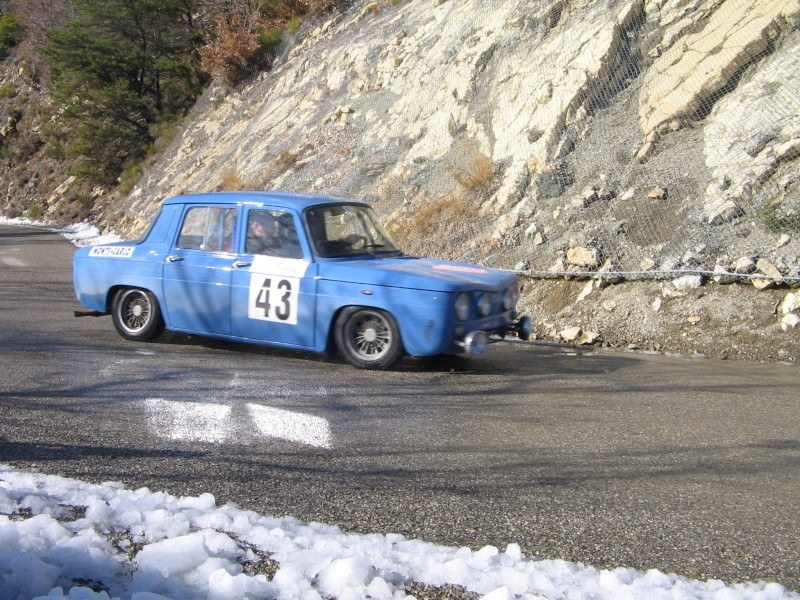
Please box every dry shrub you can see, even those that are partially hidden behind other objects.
[217,169,257,191]
[363,2,380,15]
[199,1,346,84]
[267,0,340,20]
[389,193,485,260]
[199,15,260,85]
[273,148,299,171]
[453,146,493,193]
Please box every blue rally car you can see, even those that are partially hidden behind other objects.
[73,192,531,369]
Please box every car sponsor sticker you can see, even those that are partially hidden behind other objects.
[89,246,135,258]
[247,255,309,325]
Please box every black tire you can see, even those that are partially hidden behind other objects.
[334,307,403,370]
[111,288,165,341]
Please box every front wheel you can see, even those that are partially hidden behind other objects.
[111,288,164,341]
[334,307,403,370]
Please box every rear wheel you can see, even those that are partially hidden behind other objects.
[334,307,403,370]
[111,288,164,341]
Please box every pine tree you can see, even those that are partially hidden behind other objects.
[0,11,24,59]
[44,0,205,183]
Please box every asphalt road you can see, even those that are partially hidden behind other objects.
[1,223,799,591]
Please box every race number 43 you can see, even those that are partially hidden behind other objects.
[248,275,300,325]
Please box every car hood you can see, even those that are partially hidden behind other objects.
[317,256,517,292]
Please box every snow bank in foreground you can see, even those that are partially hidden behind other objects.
[0,466,796,600]
[0,217,120,247]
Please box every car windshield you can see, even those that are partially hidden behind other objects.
[304,204,402,258]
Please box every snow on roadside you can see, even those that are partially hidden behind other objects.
[0,217,120,247]
[0,465,796,600]
[56,221,122,247]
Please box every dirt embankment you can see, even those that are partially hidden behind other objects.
[519,277,798,363]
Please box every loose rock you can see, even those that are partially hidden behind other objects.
[780,292,800,315]
[559,326,583,342]
[567,247,601,269]
[712,264,737,284]
[672,275,704,292]
[781,313,800,331]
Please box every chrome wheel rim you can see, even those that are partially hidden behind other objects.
[119,290,151,334]
[350,312,392,360]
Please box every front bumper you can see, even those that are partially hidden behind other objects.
[454,313,531,356]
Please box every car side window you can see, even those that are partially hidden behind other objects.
[245,210,302,258]
[177,207,237,252]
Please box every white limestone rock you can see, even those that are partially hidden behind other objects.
[706,197,744,225]
[559,326,599,345]
[756,258,784,284]
[734,256,757,274]
[640,0,798,143]
[559,326,583,342]
[781,313,800,331]
[567,246,601,269]
[712,264,737,285]
[780,292,800,315]
[672,275,704,292]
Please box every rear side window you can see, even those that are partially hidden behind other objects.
[176,207,238,252]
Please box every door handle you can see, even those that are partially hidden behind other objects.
[166,255,184,263]
[233,261,252,268]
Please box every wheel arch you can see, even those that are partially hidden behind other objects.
[105,285,129,313]
[322,296,454,357]
[106,284,164,316]
[332,305,405,369]
[110,286,166,341]
[324,303,407,352]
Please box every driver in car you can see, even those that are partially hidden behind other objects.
[246,214,282,255]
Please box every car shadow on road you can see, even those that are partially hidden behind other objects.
[145,331,643,377]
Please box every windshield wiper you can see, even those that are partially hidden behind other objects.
[365,244,401,255]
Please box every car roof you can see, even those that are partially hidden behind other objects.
[162,191,370,212]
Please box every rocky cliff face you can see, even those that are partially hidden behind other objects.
[115,0,799,265]
[95,0,800,360]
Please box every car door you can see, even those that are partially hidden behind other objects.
[162,205,239,335]
[230,208,317,348]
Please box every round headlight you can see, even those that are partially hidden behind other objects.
[477,293,493,317]
[455,293,471,321]
[503,285,519,310]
